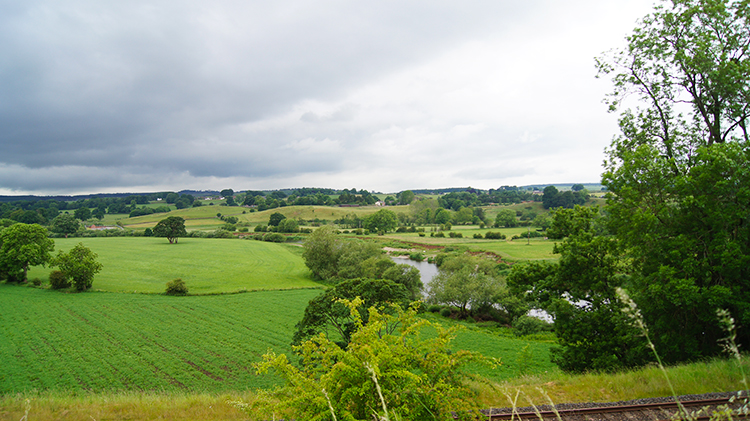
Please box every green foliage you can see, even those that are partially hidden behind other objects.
[51,243,102,291]
[268,212,286,227]
[514,315,552,336]
[277,218,299,233]
[382,264,423,300]
[484,231,506,240]
[292,278,411,347]
[427,254,504,318]
[0,223,55,282]
[50,214,80,238]
[495,209,518,228]
[507,208,650,372]
[153,216,187,244]
[363,208,398,233]
[73,207,91,221]
[262,233,285,243]
[598,0,750,363]
[48,270,70,290]
[165,278,188,295]
[245,299,494,421]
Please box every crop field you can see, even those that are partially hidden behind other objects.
[0,285,320,393]
[0,284,557,394]
[26,237,319,294]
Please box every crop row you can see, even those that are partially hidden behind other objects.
[0,285,321,393]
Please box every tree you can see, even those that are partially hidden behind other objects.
[244,299,492,421]
[73,207,91,221]
[302,226,344,280]
[363,209,398,233]
[153,216,187,244]
[571,183,585,192]
[427,254,504,318]
[51,214,80,238]
[220,189,234,198]
[51,243,102,291]
[382,264,423,300]
[598,0,750,363]
[0,223,55,282]
[507,207,649,372]
[292,278,411,347]
[494,209,518,228]
[268,212,286,227]
[398,190,415,205]
[277,218,299,233]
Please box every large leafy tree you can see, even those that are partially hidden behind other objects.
[598,0,750,362]
[507,207,649,372]
[153,216,188,244]
[363,209,398,233]
[0,223,55,282]
[51,213,80,238]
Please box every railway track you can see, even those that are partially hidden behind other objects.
[484,394,749,421]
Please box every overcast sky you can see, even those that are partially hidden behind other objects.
[0,0,656,195]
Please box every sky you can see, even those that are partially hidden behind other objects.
[0,0,656,196]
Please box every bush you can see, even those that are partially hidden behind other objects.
[434,232,445,238]
[409,252,425,262]
[440,307,453,318]
[514,315,552,336]
[263,233,286,243]
[448,232,463,238]
[484,231,506,240]
[31,278,42,287]
[49,270,71,289]
[427,304,442,313]
[165,278,188,295]
[418,232,426,237]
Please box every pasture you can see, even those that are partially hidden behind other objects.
[26,237,319,294]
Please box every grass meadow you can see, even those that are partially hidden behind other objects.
[27,237,319,294]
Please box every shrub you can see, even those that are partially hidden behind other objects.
[514,315,552,336]
[473,233,483,239]
[428,304,442,313]
[238,300,492,420]
[31,278,42,287]
[434,232,445,238]
[484,231,506,240]
[396,226,408,233]
[448,232,463,238]
[263,233,286,243]
[49,270,70,289]
[165,278,188,295]
[419,232,426,237]
[409,252,425,262]
[440,307,453,318]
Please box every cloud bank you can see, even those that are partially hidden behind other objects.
[0,0,655,194]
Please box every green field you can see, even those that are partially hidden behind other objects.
[27,237,320,294]
[0,284,557,394]
[119,204,412,230]
[0,285,319,393]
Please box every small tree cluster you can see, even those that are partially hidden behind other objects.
[165,278,188,295]
[51,243,103,291]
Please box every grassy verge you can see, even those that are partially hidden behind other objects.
[1,357,745,420]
